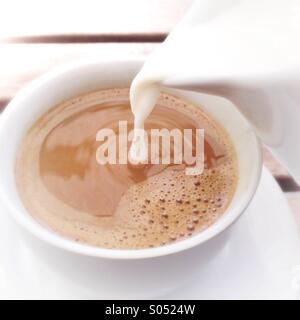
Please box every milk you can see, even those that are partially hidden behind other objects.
[129,0,300,183]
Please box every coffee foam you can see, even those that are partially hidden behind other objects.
[110,162,235,249]
[15,88,237,249]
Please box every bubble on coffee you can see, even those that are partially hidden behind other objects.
[15,88,237,249]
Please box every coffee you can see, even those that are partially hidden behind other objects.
[16,88,237,249]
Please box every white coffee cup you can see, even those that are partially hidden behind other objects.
[0,58,261,298]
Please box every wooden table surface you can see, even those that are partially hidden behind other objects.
[0,0,299,219]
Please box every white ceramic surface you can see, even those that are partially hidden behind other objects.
[167,169,300,300]
[0,168,299,299]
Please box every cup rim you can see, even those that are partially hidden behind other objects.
[0,58,262,260]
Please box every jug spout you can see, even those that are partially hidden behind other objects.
[131,0,300,183]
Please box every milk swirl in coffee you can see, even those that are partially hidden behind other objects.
[16,88,237,249]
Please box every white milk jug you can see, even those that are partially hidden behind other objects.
[130,0,300,183]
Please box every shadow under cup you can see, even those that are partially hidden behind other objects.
[0,58,262,297]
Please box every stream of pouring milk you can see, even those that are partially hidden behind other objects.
[129,0,300,163]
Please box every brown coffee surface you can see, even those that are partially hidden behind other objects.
[16,88,237,249]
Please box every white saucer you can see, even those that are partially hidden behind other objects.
[166,168,300,300]
[0,167,300,300]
